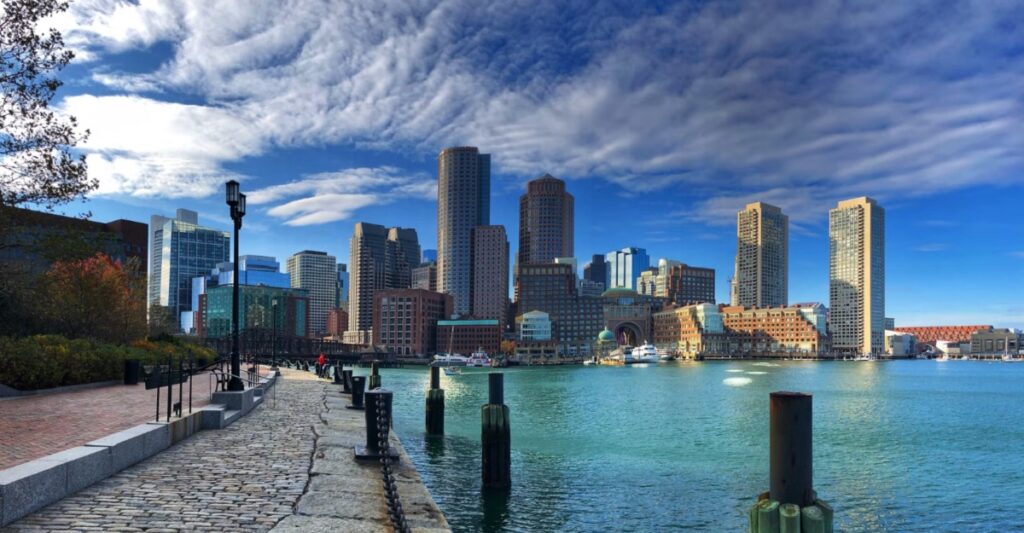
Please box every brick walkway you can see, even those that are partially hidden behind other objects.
[2,370,326,532]
[0,374,219,470]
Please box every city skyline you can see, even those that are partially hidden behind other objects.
[35,1,1024,328]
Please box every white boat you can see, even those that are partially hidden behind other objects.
[853,354,877,361]
[466,349,491,367]
[959,355,970,361]
[657,348,675,361]
[937,354,949,361]
[443,366,462,376]
[433,353,468,366]
[634,342,660,363]
[582,358,595,365]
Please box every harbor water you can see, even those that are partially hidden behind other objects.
[373,361,1024,532]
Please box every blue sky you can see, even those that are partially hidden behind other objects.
[43,0,1023,328]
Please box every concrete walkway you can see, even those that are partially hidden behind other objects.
[2,370,323,532]
[271,375,450,533]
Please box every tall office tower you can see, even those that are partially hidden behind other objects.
[829,197,885,355]
[471,225,509,323]
[336,263,349,309]
[287,251,338,337]
[412,262,437,292]
[605,247,650,290]
[347,222,421,340]
[637,258,716,305]
[148,209,229,331]
[732,202,789,308]
[583,254,607,287]
[437,146,490,316]
[518,174,574,269]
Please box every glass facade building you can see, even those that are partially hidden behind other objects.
[200,284,308,339]
[605,247,650,290]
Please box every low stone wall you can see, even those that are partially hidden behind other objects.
[0,370,280,527]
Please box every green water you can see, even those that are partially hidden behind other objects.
[368,361,1024,532]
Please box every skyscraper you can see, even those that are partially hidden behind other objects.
[336,263,349,309]
[732,202,788,308]
[148,208,229,331]
[518,174,574,268]
[605,247,650,290]
[347,222,421,341]
[471,225,509,324]
[437,146,490,316]
[583,254,607,288]
[829,197,885,355]
[287,251,337,337]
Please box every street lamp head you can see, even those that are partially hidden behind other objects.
[225,180,240,206]
[238,193,247,217]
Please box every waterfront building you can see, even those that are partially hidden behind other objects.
[602,287,664,346]
[437,146,490,316]
[720,304,829,357]
[518,174,574,269]
[184,255,290,333]
[884,330,917,358]
[936,340,970,356]
[287,250,337,337]
[373,288,452,356]
[148,209,229,331]
[605,247,650,290]
[436,319,501,355]
[970,327,1022,355]
[829,197,885,355]
[346,222,421,343]
[471,225,509,323]
[0,206,148,272]
[326,307,348,338]
[336,263,349,310]
[518,310,552,341]
[198,284,308,339]
[583,254,607,287]
[516,262,605,355]
[411,262,437,292]
[891,325,990,348]
[652,303,727,359]
[732,202,788,308]
[636,259,715,305]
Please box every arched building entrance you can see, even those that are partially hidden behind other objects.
[614,322,643,346]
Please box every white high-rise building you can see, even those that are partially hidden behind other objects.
[287,250,337,337]
[732,202,788,308]
[829,197,885,355]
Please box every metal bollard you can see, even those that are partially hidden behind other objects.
[481,373,510,490]
[342,369,353,394]
[426,365,444,435]
[354,388,399,460]
[770,392,813,507]
[333,363,343,385]
[369,361,381,390]
[348,376,366,410]
[749,391,833,533]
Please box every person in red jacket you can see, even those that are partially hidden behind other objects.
[317,352,327,377]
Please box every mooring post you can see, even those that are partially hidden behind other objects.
[348,376,366,410]
[342,369,353,394]
[749,391,833,533]
[426,365,444,435]
[333,361,343,384]
[355,388,399,460]
[369,361,381,390]
[165,357,172,422]
[481,373,510,490]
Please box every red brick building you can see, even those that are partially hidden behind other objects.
[326,307,348,338]
[435,319,502,355]
[891,325,989,346]
[372,289,452,356]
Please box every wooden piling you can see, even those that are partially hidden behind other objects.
[481,373,510,490]
[770,392,813,507]
[426,366,444,435]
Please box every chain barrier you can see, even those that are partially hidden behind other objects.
[376,392,410,533]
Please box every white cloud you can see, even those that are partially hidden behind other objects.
[248,167,435,225]
[52,0,1024,221]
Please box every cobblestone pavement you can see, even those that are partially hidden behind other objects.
[2,370,326,533]
[0,374,217,470]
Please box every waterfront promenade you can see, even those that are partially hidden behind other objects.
[1,368,449,532]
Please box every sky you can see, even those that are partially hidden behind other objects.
[39,0,1024,328]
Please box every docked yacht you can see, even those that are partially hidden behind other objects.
[433,353,469,366]
[466,349,492,367]
[634,342,660,363]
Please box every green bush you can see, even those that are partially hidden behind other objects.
[0,335,217,391]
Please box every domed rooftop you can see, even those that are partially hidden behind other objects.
[601,287,638,298]
[598,328,616,342]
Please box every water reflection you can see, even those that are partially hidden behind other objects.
[480,489,510,532]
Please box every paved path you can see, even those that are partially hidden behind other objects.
[2,370,324,532]
[0,375,216,470]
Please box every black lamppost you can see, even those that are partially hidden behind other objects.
[225,180,246,391]
[271,299,278,369]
